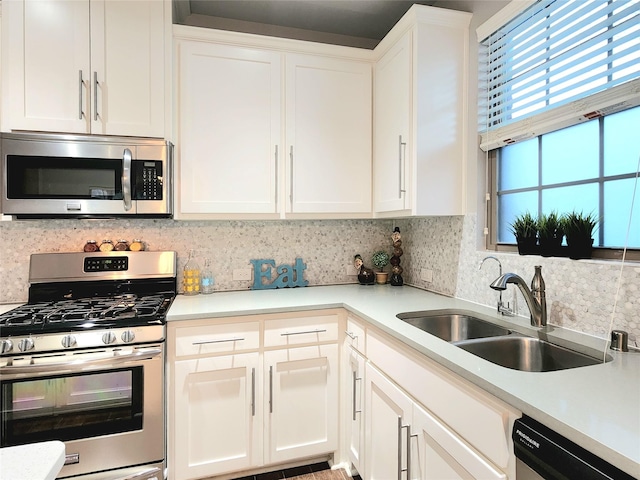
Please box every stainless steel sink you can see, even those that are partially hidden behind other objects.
[455,336,606,372]
[397,310,512,342]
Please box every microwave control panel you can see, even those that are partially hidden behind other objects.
[134,161,163,200]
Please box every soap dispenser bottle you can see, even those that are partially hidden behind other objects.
[183,249,201,295]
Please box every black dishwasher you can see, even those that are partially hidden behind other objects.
[513,416,637,480]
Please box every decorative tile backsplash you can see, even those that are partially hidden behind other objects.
[1,214,637,341]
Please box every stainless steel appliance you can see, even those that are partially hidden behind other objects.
[1,133,172,218]
[513,415,635,480]
[0,251,177,480]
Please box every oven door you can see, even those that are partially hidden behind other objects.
[0,345,164,479]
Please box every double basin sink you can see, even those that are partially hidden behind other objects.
[397,310,609,372]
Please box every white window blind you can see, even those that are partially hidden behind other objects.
[479,0,640,151]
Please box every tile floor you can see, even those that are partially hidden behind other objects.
[232,461,361,480]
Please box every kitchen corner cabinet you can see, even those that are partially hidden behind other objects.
[373,7,472,216]
[167,310,341,480]
[343,315,366,475]
[3,0,165,137]
[174,28,371,219]
[363,326,518,480]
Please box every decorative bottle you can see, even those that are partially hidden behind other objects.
[201,258,215,294]
[182,249,201,295]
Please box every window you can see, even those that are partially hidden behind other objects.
[479,0,640,257]
[493,105,640,250]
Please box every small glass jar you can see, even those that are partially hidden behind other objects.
[114,239,129,251]
[99,239,114,252]
[182,249,201,295]
[129,239,145,251]
[201,259,215,294]
[83,240,99,252]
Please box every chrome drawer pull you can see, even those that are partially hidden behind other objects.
[280,329,327,336]
[192,337,245,345]
[345,330,357,340]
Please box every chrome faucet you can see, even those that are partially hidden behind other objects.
[490,265,547,327]
[479,256,514,316]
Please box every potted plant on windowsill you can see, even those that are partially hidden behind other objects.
[510,212,539,255]
[371,250,390,284]
[562,211,598,260]
[538,211,564,257]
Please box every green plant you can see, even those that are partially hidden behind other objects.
[537,211,564,242]
[509,212,538,240]
[371,250,390,271]
[562,211,598,242]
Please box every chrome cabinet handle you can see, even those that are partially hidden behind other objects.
[93,71,99,121]
[251,367,256,417]
[352,370,362,421]
[280,329,326,336]
[397,417,413,480]
[122,148,132,211]
[274,145,279,209]
[78,70,84,120]
[269,365,274,413]
[398,135,407,198]
[345,331,357,340]
[289,145,294,206]
[192,337,245,345]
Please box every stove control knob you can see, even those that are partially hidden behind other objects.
[18,338,34,352]
[61,335,77,348]
[121,330,136,343]
[0,339,13,354]
[102,332,117,345]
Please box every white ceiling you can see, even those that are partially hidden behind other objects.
[173,0,465,48]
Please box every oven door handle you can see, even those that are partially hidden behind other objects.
[0,348,162,375]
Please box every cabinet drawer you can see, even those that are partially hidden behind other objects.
[264,313,339,347]
[174,321,260,357]
[345,315,366,354]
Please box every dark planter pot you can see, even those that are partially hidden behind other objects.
[516,237,539,256]
[539,236,564,257]
[567,237,594,260]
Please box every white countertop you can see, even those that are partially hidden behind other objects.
[0,441,65,480]
[168,284,640,478]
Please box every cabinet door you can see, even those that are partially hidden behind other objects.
[365,363,413,480]
[178,41,281,215]
[6,0,91,133]
[90,0,165,137]
[347,347,366,474]
[285,54,371,214]
[412,402,507,480]
[265,344,339,464]
[173,352,262,480]
[374,30,411,213]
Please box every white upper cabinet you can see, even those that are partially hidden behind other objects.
[177,41,281,215]
[285,54,371,215]
[373,6,472,216]
[3,0,166,137]
[174,27,372,219]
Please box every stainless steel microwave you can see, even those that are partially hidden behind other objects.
[1,133,172,218]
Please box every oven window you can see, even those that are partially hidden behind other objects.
[1,367,143,446]
[6,155,122,199]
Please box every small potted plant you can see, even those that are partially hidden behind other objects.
[562,211,598,259]
[510,211,538,255]
[537,211,564,257]
[371,250,390,284]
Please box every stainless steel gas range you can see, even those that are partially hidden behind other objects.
[0,251,177,480]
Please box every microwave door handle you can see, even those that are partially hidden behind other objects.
[122,148,133,211]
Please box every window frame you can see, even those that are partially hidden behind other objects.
[487,144,640,262]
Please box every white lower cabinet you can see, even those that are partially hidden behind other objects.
[265,344,339,464]
[168,311,341,480]
[173,352,262,480]
[346,346,366,473]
